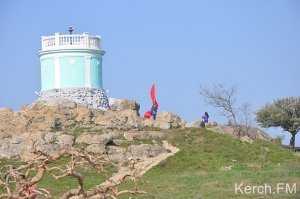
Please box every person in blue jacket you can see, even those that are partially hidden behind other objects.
[202,112,209,122]
[201,112,209,127]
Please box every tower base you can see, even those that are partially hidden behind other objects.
[38,88,110,110]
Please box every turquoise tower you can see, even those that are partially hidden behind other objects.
[38,28,105,90]
[37,28,109,109]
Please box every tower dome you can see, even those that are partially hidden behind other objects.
[37,28,109,110]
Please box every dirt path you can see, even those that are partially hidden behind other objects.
[100,140,179,187]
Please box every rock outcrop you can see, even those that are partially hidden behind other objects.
[0,99,143,134]
[207,125,272,142]
[0,100,191,136]
[0,98,272,161]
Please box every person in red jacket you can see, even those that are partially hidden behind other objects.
[144,103,158,120]
[144,110,152,119]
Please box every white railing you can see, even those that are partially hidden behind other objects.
[41,32,101,51]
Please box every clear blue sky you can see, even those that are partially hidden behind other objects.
[0,0,299,146]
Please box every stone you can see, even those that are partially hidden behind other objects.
[75,133,102,144]
[74,107,93,124]
[19,132,46,145]
[75,133,114,145]
[127,144,167,159]
[156,112,182,128]
[86,144,106,154]
[185,120,202,128]
[94,109,142,130]
[10,136,23,144]
[106,146,127,163]
[142,118,155,127]
[0,143,23,158]
[56,134,74,146]
[208,125,272,142]
[45,132,59,143]
[109,98,140,112]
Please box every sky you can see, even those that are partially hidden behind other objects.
[0,0,299,146]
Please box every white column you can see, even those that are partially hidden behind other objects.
[83,33,90,48]
[54,33,60,48]
[54,56,61,88]
[85,56,91,88]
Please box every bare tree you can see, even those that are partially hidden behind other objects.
[200,83,238,124]
[234,103,254,137]
[0,146,152,199]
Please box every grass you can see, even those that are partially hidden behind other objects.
[118,128,300,199]
[1,128,300,198]
[38,164,106,196]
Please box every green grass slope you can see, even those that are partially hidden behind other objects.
[120,128,300,199]
[1,128,299,198]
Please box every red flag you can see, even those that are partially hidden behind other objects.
[150,84,158,107]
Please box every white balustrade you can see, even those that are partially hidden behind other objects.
[41,33,101,51]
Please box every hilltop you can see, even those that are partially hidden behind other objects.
[0,99,299,198]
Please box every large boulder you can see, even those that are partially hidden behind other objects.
[154,112,182,129]
[75,133,115,145]
[94,109,142,130]
[86,144,106,154]
[44,132,63,143]
[109,98,140,112]
[56,134,74,146]
[17,131,47,145]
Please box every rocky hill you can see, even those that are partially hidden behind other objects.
[0,98,271,162]
[2,99,298,199]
